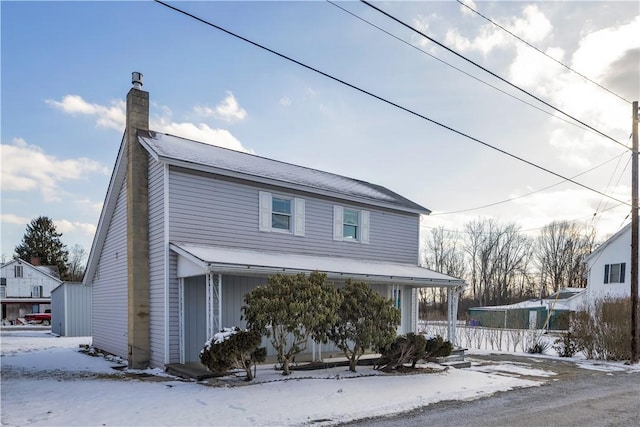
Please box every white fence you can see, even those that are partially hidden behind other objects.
[420,321,557,353]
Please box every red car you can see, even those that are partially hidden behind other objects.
[24,311,51,326]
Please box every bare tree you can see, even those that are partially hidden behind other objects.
[67,244,87,282]
[422,227,466,315]
[464,219,531,306]
[536,221,596,294]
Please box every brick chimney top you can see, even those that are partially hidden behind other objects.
[30,257,40,266]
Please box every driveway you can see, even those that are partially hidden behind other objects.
[339,352,640,427]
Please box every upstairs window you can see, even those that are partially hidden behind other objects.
[0,285,6,299]
[259,191,305,236]
[271,197,292,231]
[604,263,625,284]
[14,265,23,278]
[31,285,43,298]
[333,206,369,244]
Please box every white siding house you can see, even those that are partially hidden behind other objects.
[586,223,639,304]
[1,259,62,324]
[84,75,466,370]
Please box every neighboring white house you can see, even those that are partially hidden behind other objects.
[0,258,62,324]
[585,223,639,304]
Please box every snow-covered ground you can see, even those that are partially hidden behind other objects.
[1,328,636,427]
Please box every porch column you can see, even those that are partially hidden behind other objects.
[206,273,222,337]
[447,287,460,346]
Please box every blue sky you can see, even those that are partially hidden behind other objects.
[1,1,639,259]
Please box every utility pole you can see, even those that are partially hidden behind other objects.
[632,100,638,364]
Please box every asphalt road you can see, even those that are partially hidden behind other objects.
[338,354,640,427]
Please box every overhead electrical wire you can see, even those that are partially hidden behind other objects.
[360,0,630,151]
[455,0,632,104]
[325,0,592,134]
[154,0,630,208]
[423,202,627,236]
[431,152,629,216]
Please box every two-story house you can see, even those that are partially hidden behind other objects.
[586,223,639,304]
[84,74,466,370]
[1,258,62,324]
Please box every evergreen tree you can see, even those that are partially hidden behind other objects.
[15,216,69,279]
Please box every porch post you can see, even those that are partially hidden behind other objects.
[447,287,460,346]
[207,273,222,338]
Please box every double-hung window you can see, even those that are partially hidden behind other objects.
[333,206,369,244]
[31,285,42,298]
[259,191,305,236]
[604,263,625,284]
[14,264,23,278]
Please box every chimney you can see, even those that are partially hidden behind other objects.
[30,257,40,266]
[126,72,150,369]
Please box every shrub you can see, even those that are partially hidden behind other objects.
[570,298,631,361]
[553,331,580,357]
[527,338,550,354]
[241,271,340,375]
[328,280,400,372]
[376,334,451,372]
[200,327,266,381]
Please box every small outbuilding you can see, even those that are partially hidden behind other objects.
[51,282,91,337]
[468,288,586,330]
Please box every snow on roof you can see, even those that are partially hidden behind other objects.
[139,131,430,214]
[171,243,465,287]
[470,288,586,311]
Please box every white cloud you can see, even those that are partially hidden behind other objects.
[446,5,551,55]
[194,91,247,122]
[47,94,253,153]
[458,1,477,16]
[280,96,292,107]
[154,120,254,154]
[46,95,126,131]
[0,213,30,226]
[571,15,640,81]
[0,138,110,202]
[53,219,97,236]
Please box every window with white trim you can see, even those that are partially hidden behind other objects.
[14,264,23,278]
[333,206,369,244]
[604,263,625,284]
[31,285,42,298]
[259,191,305,236]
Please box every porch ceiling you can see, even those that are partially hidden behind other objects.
[170,243,465,288]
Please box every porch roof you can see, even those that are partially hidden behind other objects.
[170,243,466,288]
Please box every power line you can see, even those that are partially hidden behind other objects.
[360,0,630,151]
[432,152,628,216]
[153,0,630,208]
[325,0,592,135]
[455,0,631,104]
[424,202,628,236]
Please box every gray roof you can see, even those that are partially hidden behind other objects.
[138,130,430,214]
[171,243,465,287]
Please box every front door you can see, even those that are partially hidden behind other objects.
[183,276,207,363]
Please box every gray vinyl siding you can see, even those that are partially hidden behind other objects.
[148,159,166,367]
[168,168,420,263]
[52,284,91,337]
[92,176,128,359]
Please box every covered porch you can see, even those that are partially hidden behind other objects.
[169,242,466,371]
